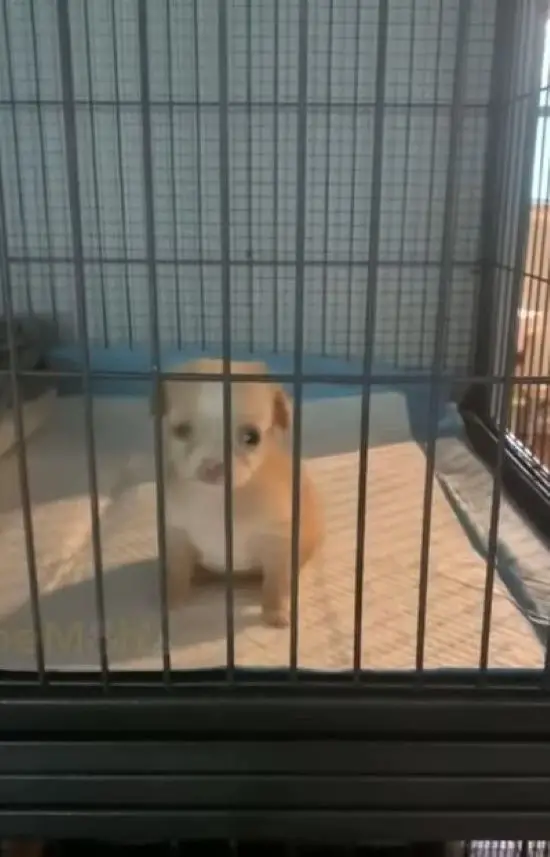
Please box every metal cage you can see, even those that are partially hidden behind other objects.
[0,0,550,849]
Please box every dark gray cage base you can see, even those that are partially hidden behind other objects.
[1,837,546,856]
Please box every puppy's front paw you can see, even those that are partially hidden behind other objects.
[262,606,290,628]
[166,529,196,609]
[166,568,192,609]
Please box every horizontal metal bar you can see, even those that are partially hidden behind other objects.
[2,774,550,810]
[0,672,549,735]
[1,368,550,386]
[2,740,550,777]
[5,255,476,269]
[0,667,547,688]
[0,97,488,111]
[0,808,547,842]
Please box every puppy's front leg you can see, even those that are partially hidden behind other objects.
[259,536,291,628]
[166,526,197,608]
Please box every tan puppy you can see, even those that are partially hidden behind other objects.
[152,358,323,627]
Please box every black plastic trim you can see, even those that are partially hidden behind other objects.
[0,674,547,839]
[1,670,550,734]
[0,810,548,844]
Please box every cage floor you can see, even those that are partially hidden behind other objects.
[0,394,541,672]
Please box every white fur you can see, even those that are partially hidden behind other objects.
[171,380,273,488]
[166,483,257,574]
[165,375,280,570]
[197,381,224,422]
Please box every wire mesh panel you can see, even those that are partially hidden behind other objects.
[507,13,550,473]
[0,0,547,679]
[0,0,495,370]
[487,1,550,472]
[0,0,547,720]
[3,2,550,847]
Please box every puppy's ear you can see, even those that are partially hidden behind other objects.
[243,360,269,377]
[272,384,292,433]
[151,361,198,418]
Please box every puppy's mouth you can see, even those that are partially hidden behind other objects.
[198,472,224,486]
[196,462,226,485]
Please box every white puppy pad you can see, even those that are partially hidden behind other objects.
[0,394,540,672]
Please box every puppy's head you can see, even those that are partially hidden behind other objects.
[153,359,292,489]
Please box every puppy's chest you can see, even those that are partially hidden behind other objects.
[168,487,260,573]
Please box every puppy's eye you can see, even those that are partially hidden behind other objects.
[172,421,192,441]
[239,425,261,447]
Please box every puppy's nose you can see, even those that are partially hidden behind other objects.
[197,458,224,484]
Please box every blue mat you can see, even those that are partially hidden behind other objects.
[48,344,454,446]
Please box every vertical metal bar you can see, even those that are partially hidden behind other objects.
[517,229,547,451]
[83,0,109,347]
[538,382,550,471]
[484,0,533,613]
[545,540,550,673]
[272,0,280,353]
[540,165,550,668]
[479,2,545,673]
[320,0,334,357]
[217,0,235,678]
[57,0,109,685]
[246,0,254,351]
[415,0,471,673]
[491,3,525,425]
[192,0,207,349]
[166,0,182,350]
[344,0,362,362]
[467,1,513,394]
[535,269,550,463]
[418,0,444,370]
[289,0,308,677]
[29,0,58,332]
[138,0,172,684]
[352,0,388,677]
[2,0,33,315]
[111,0,133,348]
[0,164,45,682]
[514,74,550,442]
[394,0,416,367]
[522,112,550,454]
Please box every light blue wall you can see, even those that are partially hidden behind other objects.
[0,0,499,371]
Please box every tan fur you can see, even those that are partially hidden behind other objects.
[153,358,323,627]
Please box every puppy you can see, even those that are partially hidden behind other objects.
[152,358,323,627]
